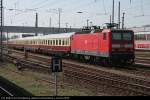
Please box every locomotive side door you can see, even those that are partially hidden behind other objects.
[100,32,109,57]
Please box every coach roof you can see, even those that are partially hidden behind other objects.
[9,32,76,41]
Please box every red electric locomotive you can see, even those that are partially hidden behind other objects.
[71,25,135,64]
[6,23,135,65]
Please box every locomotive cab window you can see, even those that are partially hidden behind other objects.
[123,33,132,41]
[112,33,122,40]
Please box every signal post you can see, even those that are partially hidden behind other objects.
[51,56,62,96]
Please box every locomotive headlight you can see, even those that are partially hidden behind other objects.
[112,44,121,48]
[124,44,133,48]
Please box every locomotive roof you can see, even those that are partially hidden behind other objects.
[134,31,150,35]
[10,32,76,41]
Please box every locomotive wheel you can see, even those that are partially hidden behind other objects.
[89,56,96,64]
[103,59,111,67]
[84,56,90,61]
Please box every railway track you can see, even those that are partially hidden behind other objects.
[0,86,14,96]
[135,51,150,58]
[2,49,150,95]
[0,76,33,96]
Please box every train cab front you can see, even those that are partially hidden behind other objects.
[110,30,135,64]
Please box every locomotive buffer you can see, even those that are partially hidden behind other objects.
[51,56,62,96]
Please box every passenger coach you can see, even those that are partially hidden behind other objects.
[135,32,150,50]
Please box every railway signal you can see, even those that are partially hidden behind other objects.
[51,56,62,96]
[51,56,62,72]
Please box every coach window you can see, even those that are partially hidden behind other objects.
[48,40,49,45]
[47,40,50,45]
[66,39,68,45]
[48,40,50,45]
[147,34,150,40]
[46,40,47,45]
[59,40,61,46]
[103,33,106,40]
[39,40,40,45]
[45,40,46,45]
[43,40,45,45]
[47,40,48,45]
[62,40,65,45]
[67,39,69,46]
[51,40,53,45]
[41,40,42,45]
[56,40,58,46]
[53,40,55,46]
[66,39,68,46]
[52,40,54,46]
[64,39,66,45]
[65,39,67,45]
[55,40,57,46]
[49,40,51,45]
[50,40,52,45]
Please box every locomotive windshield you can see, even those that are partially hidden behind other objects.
[112,32,132,41]
[112,33,122,40]
[123,33,132,40]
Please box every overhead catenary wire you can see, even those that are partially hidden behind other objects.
[4,0,150,27]
[102,0,107,15]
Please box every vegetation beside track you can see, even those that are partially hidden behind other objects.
[0,63,94,96]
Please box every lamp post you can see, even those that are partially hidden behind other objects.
[76,11,83,28]
[58,8,62,32]
[0,0,3,61]
[65,22,68,32]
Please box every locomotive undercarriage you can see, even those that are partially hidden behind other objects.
[9,45,135,67]
[70,53,135,67]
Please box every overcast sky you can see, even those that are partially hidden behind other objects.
[3,0,150,28]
